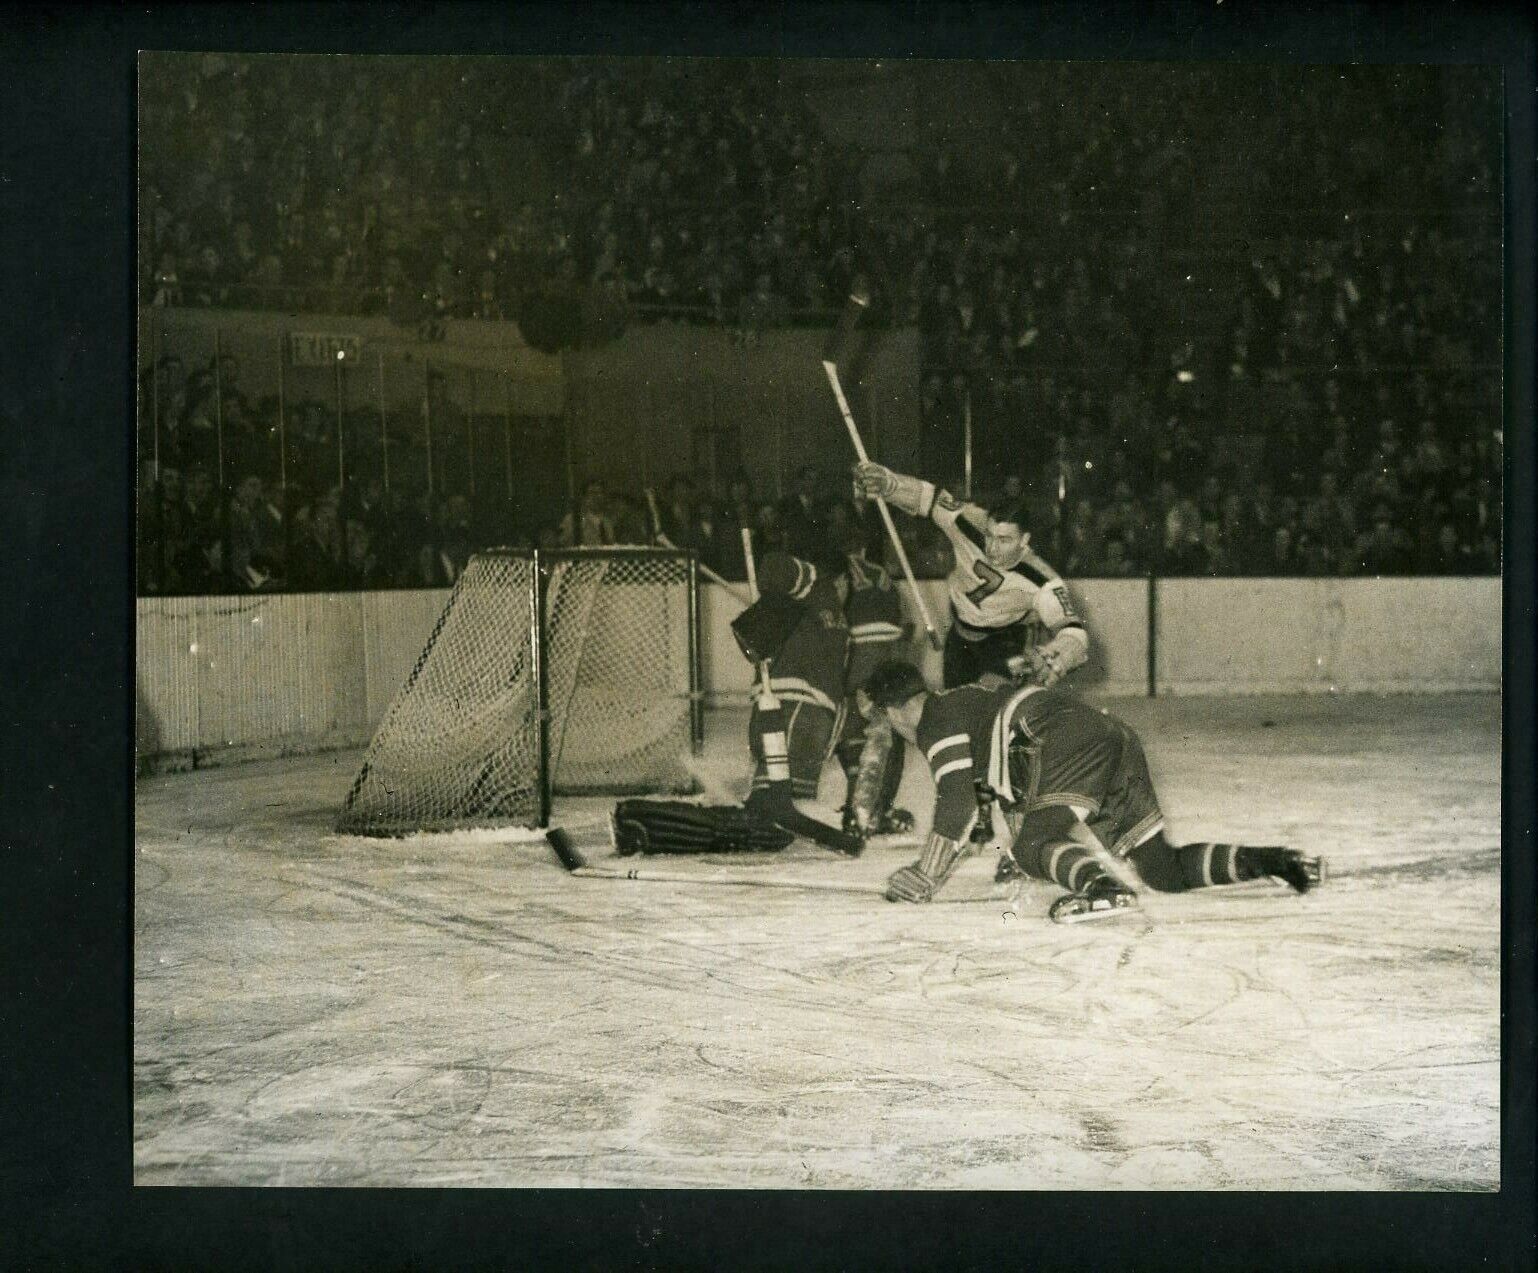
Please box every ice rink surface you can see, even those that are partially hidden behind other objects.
[134,694,1501,1189]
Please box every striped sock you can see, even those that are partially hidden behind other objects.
[1177,842,1264,889]
[1038,840,1110,893]
[1129,833,1271,893]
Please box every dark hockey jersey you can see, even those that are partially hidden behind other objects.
[916,680,1085,838]
[752,551,848,713]
[843,552,905,692]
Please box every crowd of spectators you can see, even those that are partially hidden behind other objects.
[137,56,1502,594]
[136,399,1500,597]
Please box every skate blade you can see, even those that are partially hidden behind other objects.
[1051,899,1140,925]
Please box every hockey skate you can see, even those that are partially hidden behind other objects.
[994,852,1024,884]
[1246,846,1327,894]
[1048,875,1140,924]
[841,806,916,839]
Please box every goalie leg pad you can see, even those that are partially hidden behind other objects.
[844,714,894,834]
[613,799,793,856]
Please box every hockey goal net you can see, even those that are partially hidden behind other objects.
[337,548,700,835]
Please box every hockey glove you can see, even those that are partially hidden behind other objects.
[1012,645,1068,688]
[851,463,934,518]
[884,832,963,903]
[853,461,897,501]
[885,865,939,903]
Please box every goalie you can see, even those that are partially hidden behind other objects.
[613,545,904,860]
[851,461,1089,693]
[862,660,1325,920]
[836,538,914,841]
[732,550,864,856]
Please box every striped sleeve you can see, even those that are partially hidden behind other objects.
[848,619,905,646]
[931,489,990,555]
[756,552,820,601]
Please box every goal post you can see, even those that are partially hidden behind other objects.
[337,547,702,835]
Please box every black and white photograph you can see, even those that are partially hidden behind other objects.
[127,45,1515,1198]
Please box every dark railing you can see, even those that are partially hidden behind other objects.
[137,316,569,598]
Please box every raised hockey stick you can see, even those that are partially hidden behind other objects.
[740,522,793,787]
[740,524,770,698]
[646,487,751,603]
[820,358,942,650]
[740,525,759,600]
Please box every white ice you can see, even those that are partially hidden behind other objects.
[134,693,1501,1189]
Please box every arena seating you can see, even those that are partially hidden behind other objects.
[136,57,1501,593]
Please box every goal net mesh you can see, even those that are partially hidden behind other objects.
[337,551,694,835]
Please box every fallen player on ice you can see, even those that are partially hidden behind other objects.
[862,660,1326,922]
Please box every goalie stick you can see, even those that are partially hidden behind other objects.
[545,825,996,902]
[645,487,751,604]
[547,825,886,896]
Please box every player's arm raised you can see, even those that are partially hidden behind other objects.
[853,461,940,522]
[853,463,994,557]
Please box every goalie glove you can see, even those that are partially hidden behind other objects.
[731,595,805,665]
[851,462,934,518]
[884,831,963,903]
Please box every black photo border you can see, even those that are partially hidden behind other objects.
[1,3,1532,1269]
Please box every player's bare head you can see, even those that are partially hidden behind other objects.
[864,660,928,711]
[865,661,928,741]
[982,494,1030,567]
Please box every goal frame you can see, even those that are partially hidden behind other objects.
[528,546,704,826]
[340,545,702,833]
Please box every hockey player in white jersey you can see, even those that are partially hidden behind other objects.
[851,461,1090,692]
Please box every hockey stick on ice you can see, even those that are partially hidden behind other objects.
[820,358,942,650]
[545,826,998,902]
[645,487,752,604]
[547,825,888,896]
